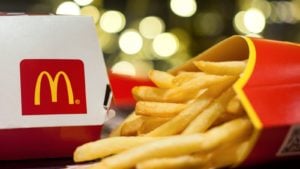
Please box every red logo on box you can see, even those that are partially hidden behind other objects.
[20,59,87,115]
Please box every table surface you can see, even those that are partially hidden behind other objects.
[1,157,299,169]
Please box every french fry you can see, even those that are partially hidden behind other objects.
[136,155,206,169]
[202,140,251,169]
[172,72,206,86]
[135,101,186,117]
[74,136,161,162]
[132,86,168,102]
[148,70,175,89]
[212,112,244,127]
[88,134,205,169]
[109,112,137,137]
[132,74,233,103]
[182,88,235,134]
[227,95,244,114]
[120,115,144,136]
[164,74,233,103]
[193,60,247,75]
[74,58,253,169]
[199,118,252,152]
[138,117,171,134]
[89,118,252,169]
[145,76,237,136]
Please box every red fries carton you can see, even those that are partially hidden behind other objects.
[0,15,111,160]
[169,35,300,166]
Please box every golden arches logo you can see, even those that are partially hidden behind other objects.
[34,71,74,105]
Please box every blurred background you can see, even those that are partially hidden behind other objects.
[1,0,300,78]
[0,2,299,168]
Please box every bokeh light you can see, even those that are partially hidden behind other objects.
[170,0,197,17]
[234,8,266,35]
[152,33,179,58]
[244,8,266,33]
[100,10,126,33]
[80,5,100,24]
[139,16,165,39]
[111,61,136,76]
[56,1,80,15]
[74,0,93,6]
[233,11,248,34]
[119,29,143,55]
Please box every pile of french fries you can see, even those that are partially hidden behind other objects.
[73,59,254,169]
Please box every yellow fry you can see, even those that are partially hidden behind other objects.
[172,72,205,86]
[193,60,247,75]
[136,155,205,169]
[182,88,235,134]
[120,115,144,136]
[135,101,187,117]
[132,86,167,102]
[109,112,136,137]
[138,117,171,135]
[132,74,233,103]
[212,112,244,127]
[227,95,244,114]
[145,76,237,137]
[203,140,251,169]
[88,118,252,169]
[74,136,161,162]
[199,118,252,152]
[164,74,232,102]
[148,70,175,89]
[89,134,205,169]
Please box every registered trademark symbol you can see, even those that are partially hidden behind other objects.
[75,99,80,104]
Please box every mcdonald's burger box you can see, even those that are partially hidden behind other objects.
[0,15,111,160]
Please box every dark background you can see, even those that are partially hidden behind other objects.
[1,0,299,73]
[0,0,300,168]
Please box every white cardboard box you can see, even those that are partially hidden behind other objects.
[0,15,109,160]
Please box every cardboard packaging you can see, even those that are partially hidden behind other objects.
[169,35,300,166]
[0,15,110,160]
[109,35,300,166]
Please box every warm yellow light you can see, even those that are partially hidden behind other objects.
[111,61,136,76]
[170,0,197,17]
[244,8,266,33]
[80,5,100,24]
[100,10,126,33]
[56,1,80,15]
[74,0,93,6]
[119,29,143,55]
[152,33,179,58]
[233,11,248,34]
[139,16,165,39]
